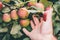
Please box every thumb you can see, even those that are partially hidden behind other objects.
[23,28,30,36]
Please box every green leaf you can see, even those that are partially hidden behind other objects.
[29,0,37,3]
[2,7,10,13]
[10,24,21,35]
[0,13,2,23]
[30,6,44,12]
[40,0,53,8]
[40,0,47,3]
[23,37,30,40]
[0,27,8,33]
[58,36,60,40]
[2,34,10,40]
[26,26,32,32]
[55,16,60,20]
[2,23,7,27]
[54,22,60,35]
[52,12,57,22]
[12,31,23,38]
[53,1,60,15]
[0,16,2,23]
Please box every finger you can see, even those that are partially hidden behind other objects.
[39,17,43,26]
[30,20,35,29]
[23,28,30,36]
[52,36,57,40]
[32,15,39,26]
[39,18,43,31]
[45,7,53,22]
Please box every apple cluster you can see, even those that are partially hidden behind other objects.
[0,1,51,28]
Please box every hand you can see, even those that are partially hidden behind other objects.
[23,7,57,40]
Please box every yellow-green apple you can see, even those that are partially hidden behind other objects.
[3,13,11,22]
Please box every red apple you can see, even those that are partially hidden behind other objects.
[20,19,30,27]
[18,8,29,19]
[0,2,3,10]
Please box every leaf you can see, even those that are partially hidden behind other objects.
[53,1,60,15]
[2,34,10,40]
[2,23,7,27]
[40,0,47,3]
[58,36,60,40]
[26,26,32,32]
[48,0,59,3]
[12,31,23,38]
[52,12,57,22]
[2,7,10,13]
[30,6,44,12]
[0,12,2,23]
[20,0,29,2]
[0,27,8,33]
[55,16,60,20]
[23,37,30,40]
[10,24,21,35]
[29,0,37,3]
[54,22,60,35]
[10,24,23,38]
[2,0,10,3]
[40,0,53,8]
[0,16,2,23]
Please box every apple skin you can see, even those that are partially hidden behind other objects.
[0,2,3,10]
[3,13,11,22]
[10,10,18,20]
[18,8,29,19]
[20,19,30,27]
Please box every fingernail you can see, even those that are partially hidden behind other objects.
[23,28,25,30]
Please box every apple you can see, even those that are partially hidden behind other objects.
[0,2,3,10]
[20,19,30,27]
[10,10,18,20]
[18,8,29,19]
[3,13,11,22]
